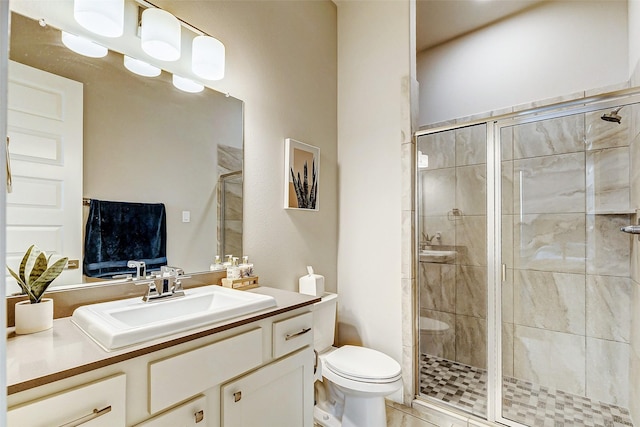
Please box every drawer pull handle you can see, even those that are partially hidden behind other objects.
[285,327,311,341]
[194,409,205,423]
[234,391,242,402]
[59,406,111,427]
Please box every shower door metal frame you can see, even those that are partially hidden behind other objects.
[414,86,640,427]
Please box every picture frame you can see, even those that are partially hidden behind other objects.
[284,138,319,211]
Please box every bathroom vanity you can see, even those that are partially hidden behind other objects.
[6,287,318,427]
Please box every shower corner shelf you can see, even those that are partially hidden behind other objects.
[588,209,635,215]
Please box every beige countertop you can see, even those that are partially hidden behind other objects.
[6,286,320,395]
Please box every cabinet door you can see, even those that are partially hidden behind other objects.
[7,373,126,427]
[221,347,314,427]
[134,395,208,427]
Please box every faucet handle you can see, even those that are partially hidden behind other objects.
[127,260,146,279]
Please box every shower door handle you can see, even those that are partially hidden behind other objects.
[620,225,640,234]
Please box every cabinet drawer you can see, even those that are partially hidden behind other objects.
[135,395,207,426]
[272,312,313,359]
[149,328,262,413]
[8,373,126,427]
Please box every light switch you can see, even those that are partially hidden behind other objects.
[182,210,191,223]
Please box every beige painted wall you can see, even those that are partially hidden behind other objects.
[155,1,338,291]
[336,0,413,403]
[417,0,629,125]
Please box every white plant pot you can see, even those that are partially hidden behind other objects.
[14,298,54,335]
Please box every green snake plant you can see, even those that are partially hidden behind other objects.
[7,245,68,303]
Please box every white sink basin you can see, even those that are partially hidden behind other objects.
[71,285,277,351]
[419,249,457,263]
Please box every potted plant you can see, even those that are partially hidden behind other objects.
[7,245,68,334]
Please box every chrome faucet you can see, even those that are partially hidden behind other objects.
[133,265,189,302]
[127,260,146,279]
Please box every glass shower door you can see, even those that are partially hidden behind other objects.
[417,123,488,418]
[498,105,636,426]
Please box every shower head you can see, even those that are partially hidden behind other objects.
[601,107,623,124]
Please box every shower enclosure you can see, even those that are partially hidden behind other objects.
[416,89,640,426]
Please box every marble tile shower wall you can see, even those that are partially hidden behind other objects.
[419,111,635,409]
[418,123,488,371]
[629,94,640,424]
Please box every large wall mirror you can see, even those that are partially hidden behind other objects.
[5,2,243,295]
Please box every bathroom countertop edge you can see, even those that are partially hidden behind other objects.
[6,286,320,395]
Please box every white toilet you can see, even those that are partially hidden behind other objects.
[312,293,402,427]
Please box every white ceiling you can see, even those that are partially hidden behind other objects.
[416,0,547,52]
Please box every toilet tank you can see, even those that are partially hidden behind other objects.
[313,293,337,352]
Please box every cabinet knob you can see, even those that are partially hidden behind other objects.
[194,410,204,423]
[233,391,242,402]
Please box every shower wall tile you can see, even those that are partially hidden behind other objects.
[417,131,455,170]
[502,215,514,269]
[512,91,584,113]
[455,164,486,216]
[513,269,585,335]
[501,161,514,215]
[630,348,640,426]
[421,168,455,216]
[512,114,585,159]
[513,325,585,396]
[631,133,640,209]
[632,281,640,358]
[419,262,456,313]
[585,338,629,407]
[514,213,586,274]
[401,210,414,280]
[455,124,486,166]
[586,275,632,343]
[402,141,415,212]
[502,322,514,377]
[585,147,630,213]
[586,214,631,277]
[585,109,631,151]
[501,126,514,161]
[584,81,629,97]
[420,309,455,360]
[455,215,487,267]
[513,152,585,214]
[455,315,487,370]
[502,268,514,324]
[455,265,487,318]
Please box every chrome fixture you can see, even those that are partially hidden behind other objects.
[601,106,623,124]
[620,224,640,234]
[133,264,189,302]
[127,260,146,279]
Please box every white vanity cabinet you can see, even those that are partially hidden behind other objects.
[221,347,314,427]
[7,373,126,427]
[221,312,315,427]
[7,300,315,427]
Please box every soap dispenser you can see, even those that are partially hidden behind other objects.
[240,256,254,278]
[227,257,241,279]
[209,255,223,271]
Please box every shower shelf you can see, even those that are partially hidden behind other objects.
[587,209,635,215]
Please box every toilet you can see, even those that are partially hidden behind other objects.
[312,293,402,427]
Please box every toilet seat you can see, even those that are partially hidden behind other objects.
[324,345,402,384]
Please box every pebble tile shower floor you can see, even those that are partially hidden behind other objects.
[420,354,634,427]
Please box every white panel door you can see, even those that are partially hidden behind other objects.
[6,60,83,293]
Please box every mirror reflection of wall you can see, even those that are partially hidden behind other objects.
[6,12,243,294]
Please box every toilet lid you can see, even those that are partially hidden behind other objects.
[324,345,402,383]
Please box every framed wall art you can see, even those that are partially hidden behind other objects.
[284,138,319,211]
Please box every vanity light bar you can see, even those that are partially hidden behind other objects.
[61,31,108,58]
[172,75,204,93]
